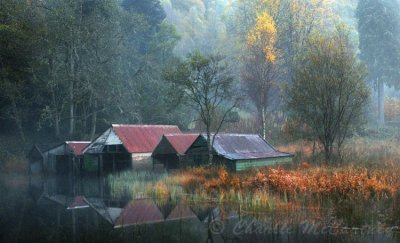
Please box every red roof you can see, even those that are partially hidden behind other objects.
[112,125,181,153]
[166,202,197,221]
[67,196,89,210]
[66,141,91,156]
[114,199,164,228]
[164,134,200,155]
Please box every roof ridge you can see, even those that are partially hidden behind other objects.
[66,141,91,143]
[164,133,199,136]
[112,124,178,127]
[201,133,260,136]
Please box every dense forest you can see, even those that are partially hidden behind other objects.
[1,0,400,155]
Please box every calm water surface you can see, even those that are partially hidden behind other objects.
[0,173,399,243]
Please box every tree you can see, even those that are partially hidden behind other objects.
[0,0,42,144]
[165,52,239,165]
[35,0,123,140]
[286,29,370,162]
[232,0,337,82]
[242,11,278,139]
[356,0,400,126]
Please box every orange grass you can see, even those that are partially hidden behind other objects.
[170,163,400,205]
[248,165,399,200]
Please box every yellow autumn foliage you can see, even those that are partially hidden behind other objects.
[246,11,277,63]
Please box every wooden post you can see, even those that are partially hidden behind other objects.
[113,153,116,173]
[56,206,61,242]
[72,210,76,242]
[69,155,73,177]
[98,154,103,177]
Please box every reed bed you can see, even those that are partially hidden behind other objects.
[107,138,400,218]
[107,170,182,200]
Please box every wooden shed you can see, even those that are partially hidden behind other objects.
[83,124,182,174]
[152,134,199,171]
[45,141,91,175]
[27,144,51,175]
[185,133,293,172]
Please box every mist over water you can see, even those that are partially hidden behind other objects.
[1,0,400,242]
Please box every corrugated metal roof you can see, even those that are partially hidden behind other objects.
[67,196,89,210]
[201,133,293,160]
[66,141,91,156]
[112,125,182,153]
[163,134,200,155]
[29,143,60,155]
[166,202,197,221]
[114,199,164,228]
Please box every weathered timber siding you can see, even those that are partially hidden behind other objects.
[132,153,152,170]
[235,156,293,171]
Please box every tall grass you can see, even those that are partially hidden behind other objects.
[107,137,400,219]
[107,170,182,200]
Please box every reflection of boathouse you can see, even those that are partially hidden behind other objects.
[83,124,182,175]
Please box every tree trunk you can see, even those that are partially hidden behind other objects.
[378,79,385,126]
[207,129,213,166]
[262,107,267,139]
[69,81,74,139]
[48,57,61,139]
[68,44,75,138]
[324,141,333,164]
[51,88,61,139]
[90,100,97,140]
[11,98,25,144]
[55,111,60,139]
[312,139,316,162]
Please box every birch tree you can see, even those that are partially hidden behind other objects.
[242,11,278,139]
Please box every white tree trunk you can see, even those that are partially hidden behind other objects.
[378,79,385,126]
[262,107,267,139]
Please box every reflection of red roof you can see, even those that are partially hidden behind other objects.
[66,141,91,156]
[166,202,197,221]
[112,125,181,153]
[67,196,89,210]
[114,199,164,228]
[164,134,199,155]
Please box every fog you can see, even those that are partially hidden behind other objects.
[2,1,400,242]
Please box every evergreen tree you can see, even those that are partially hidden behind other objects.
[356,0,400,125]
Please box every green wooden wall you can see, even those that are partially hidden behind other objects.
[235,156,293,172]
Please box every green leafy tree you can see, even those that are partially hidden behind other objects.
[165,52,239,165]
[287,29,370,162]
[356,0,400,126]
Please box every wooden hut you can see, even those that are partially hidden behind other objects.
[83,124,182,174]
[28,144,47,175]
[185,133,293,172]
[45,141,90,175]
[152,134,199,170]
[28,143,64,175]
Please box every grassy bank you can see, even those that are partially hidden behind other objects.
[107,137,400,225]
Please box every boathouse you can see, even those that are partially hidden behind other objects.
[185,133,293,171]
[152,134,199,170]
[28,144,55,174]
[45,141,91,175]
[83,124,182,174]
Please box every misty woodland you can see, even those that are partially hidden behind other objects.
[1,0,400,242]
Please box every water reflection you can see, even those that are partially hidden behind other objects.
[24,174,400,243]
